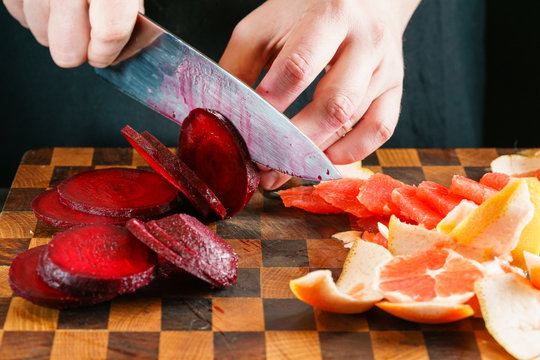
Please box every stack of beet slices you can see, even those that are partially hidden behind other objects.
[11,108,260,308]
[32,168,179,229]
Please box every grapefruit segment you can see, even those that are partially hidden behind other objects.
[524,251,540,289]
[449,178,534,261]
[279,186,343,214]
[357,173,404,216]
[375,301,474,324]
[391,185,443,229]
[479,172,511,191]
[417,181,465,216]
[475,273,540,360]
[374,248,485,303]
[449,175,498,205]
[314,179,372,218]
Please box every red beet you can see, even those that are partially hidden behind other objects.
[32,188,134,229]
[126,218,220,286]
[126,214,238,287]
[57,167,178,218]
[121,125,226,220]
[37,224,157,296]
[178,108,260,217]
[9,245,116,309]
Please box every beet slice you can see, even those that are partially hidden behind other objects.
[57,167,178,218]
[121,125,226,219]
[32,188,135,229]
[9,245,116,309]
[37,224,157,296]
[151,214,238,286]
[126,218,220,286]
[178,108,260,217]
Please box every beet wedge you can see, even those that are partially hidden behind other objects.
[57,167,178,218]
[121,125,226,220]
[178,108,260,217]
[37,224,157,296]
[126,218,220,287]
[32,188,134,229]
[9,245,116,309]
[126,214,238,287]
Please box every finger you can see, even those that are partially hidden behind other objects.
[218,20,274,88]
[325,85,403,164]
[290,44,377,149]
[23,0,50,46]
[48,0,90,67]
[3,0,28,28]
[87,0,140,68]
[259,167,291,190]
[256,17,347,112]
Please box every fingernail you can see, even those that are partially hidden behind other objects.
[260,171,279,190]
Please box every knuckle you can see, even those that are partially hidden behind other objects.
[92,25,131,45]
[374,119,394,143]
[369,20,388,48]
[230,19,252,43]
[282,52,311,84]
[325,92,357,129]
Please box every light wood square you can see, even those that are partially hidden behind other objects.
[159,331,213,360]
[11,165,54,188]
[0,212,37,238]
[261,267,308,298]
[212,298,264,332]
[4,297,59,331]
[50,330,108,360]
[29,238,51,248]
[51,148,94,166]
[456,148,499,167]
[265,331,321,360]
[377,149,421,167]
[474,330,515,360]
[422,166,467,188]
[227,239,262,268]
[108,297,161,331]
[371,330,428,360]
[0,266,12,297]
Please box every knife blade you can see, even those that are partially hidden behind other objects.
[95,13,341,181]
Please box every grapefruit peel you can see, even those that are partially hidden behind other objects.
[491,151,540,175]
[524,251,540,289]
[334,160,374,179]
[289,240,392,314]
[475,273,540,360]
[375,301,474,324]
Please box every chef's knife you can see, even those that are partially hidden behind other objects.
[95,13,341,181]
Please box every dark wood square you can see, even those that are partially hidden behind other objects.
[366,307,421,331]
[161,298,212,331]
[33,220,62,238]
[382,166,425,185]
[20,148,53,165]
[212,268,260,298]
[263,299,316,331]
[92,147,132,166]
[0,297,11,329]
[2,188,44,211]
[49,166,93,187]
[305,213,350,239]
[424,331,481,360]
[417,149,460,166]
[107,332,160,360]
[319,332,374,360]
[464,167,490,182]
[0,238,30,265]
[217,215,261,239]
[261,239,309,267]
[214,332,265,360]
[0,331,54,359]
[57,302,111,330]
[362,152,380,166]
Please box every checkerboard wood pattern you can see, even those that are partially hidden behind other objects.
[0,147,519,359]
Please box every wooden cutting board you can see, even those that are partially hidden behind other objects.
[0,147,517,359]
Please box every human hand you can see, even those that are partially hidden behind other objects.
[3,0,144,68]
[219,0,421,189]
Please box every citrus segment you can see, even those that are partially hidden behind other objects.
[436,200,478,234]
[334,161,374,179]
[391,185,443,229]
[279,186,343,214]
[375,301,474,324]
[357,173,404,216]
[387,215,454,256]
[374,248,484,303]
[480,172,511,191]
[449,175,498,205]
[417,181,465,216]
[314,179,373,218]
[524,251,540,289]
[361,231,388,249]
[511,178,540,270]
[449,178,534,261]
[475,273,540,360]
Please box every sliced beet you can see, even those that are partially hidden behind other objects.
[178,108,260,217]
[121,125,226,220]
[37,224,157,296]
[125,218,219,286]
[57,167,178,218]
[32,188,134,229]
[9,245,116,309]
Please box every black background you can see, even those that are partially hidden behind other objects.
[0,0,538,187]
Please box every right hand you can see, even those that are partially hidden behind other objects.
[3,0,144,68]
